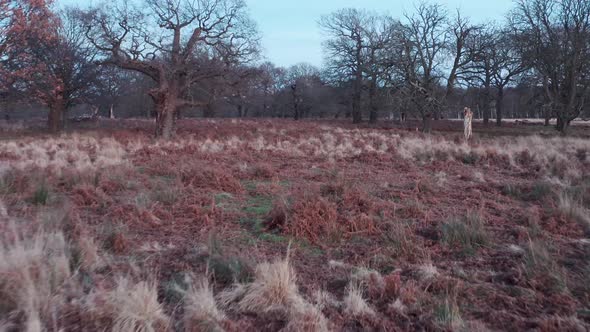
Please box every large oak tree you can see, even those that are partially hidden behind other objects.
[83,0,259,138]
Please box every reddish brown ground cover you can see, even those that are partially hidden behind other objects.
[0,119,588,331]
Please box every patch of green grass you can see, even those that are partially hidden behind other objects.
[461,152,479,165]
[441,212,488,255]
[239,194,273,236]
[31,182,50,205]
[258,232,288,243]
[502,181,554,202]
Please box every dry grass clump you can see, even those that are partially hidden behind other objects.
[284,300,329,332]
[237,257,300,313]
[0,134,128,174]
[397,135,589,181]
[521,239,568,293]
[179,277,225,331]
[352,267,386,299]
[218,251,328,331]
[343,282,375,317]
[75,235,103,271]
[109,277,170,332]
[559,193,590,235]
[0,227,71,331]
[434,295,464,331]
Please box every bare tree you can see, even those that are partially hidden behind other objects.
[400,2,448,132]
[320,9,372,124]
[83,0,259,138]
[490,30,528,126]
[445,11,479,103]
[512,0,590,134]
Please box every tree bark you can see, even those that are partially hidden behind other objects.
[495,88,504,126]
[203,103,216,118]
[154,97,177,139]
[48,99,65,134]
[422,113,432,133]
[368,77,378,124]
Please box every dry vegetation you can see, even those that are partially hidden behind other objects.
[0,119,589,331]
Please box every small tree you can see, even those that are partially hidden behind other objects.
[19,8,101,132]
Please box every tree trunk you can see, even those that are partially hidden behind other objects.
[368,78,378,124]
[48,100,65,134]
[556,116,568,135]
[482,87,491,125]
[155,98,176,139]
[422,113,432,133]
[495,88,504,127]
[203,103,216,118]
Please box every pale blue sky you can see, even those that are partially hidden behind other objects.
[60,0,515,67]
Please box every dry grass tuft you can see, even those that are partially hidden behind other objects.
[75,235,103,271]
[180,277,225,332]
[216,282,248,309]
[521,239,567,293]
[238,256,300,313]
[284,300,329,332]
[110,278,170,332]
[0,227,71,331]
[343,282,375,317]
[559,193,590,234]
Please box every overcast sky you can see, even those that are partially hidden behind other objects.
[61,0,515,68]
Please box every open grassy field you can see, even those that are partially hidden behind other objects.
[0,119,589,331]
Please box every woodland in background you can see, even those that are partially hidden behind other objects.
[1,0,589,137]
